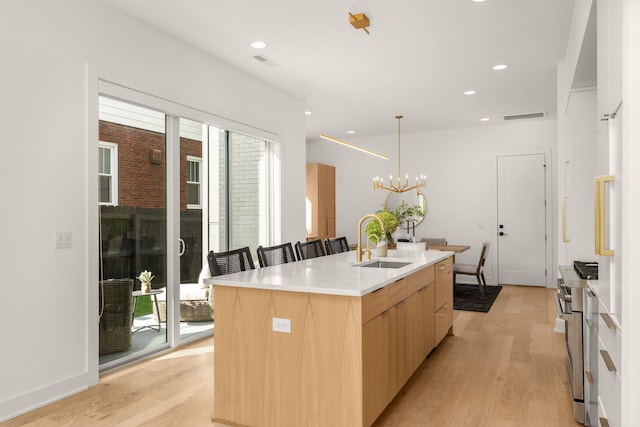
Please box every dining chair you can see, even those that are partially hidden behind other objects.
[420,237,448,246]
[453,241,490,293]
[324,236,350,255]
[207,247,255,276]
[295,239,326,261]
[256,242,296,267]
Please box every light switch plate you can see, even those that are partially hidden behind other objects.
[54,231,72,249]
[272,317,291,333]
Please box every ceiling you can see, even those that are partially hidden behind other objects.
[102,0,575,142]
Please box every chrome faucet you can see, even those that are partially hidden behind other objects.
[356,213,386,262]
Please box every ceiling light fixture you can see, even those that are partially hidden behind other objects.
[480,117,490,122]
[373,115,426,193]
[464,90,477,95]
[347,130,356,134]
[305,111,312,116]
[319,134,388,160]
[349,12,370,34]
[493,64,508,70]
[250,41,266,49]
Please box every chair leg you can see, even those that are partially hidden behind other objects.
[476,274,486,296]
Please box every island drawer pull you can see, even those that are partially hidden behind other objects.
[600,349,617,372]
[599,417,610,427]
[600,313,617,330]
[585,370,594,384]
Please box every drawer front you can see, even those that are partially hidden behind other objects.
[362,286,388,324]
[597,335,621,427]
[435,257,453,310]
[435,301,452,345]
[407,265,434,295]
[597,302,622,370]
[387,278,408,308]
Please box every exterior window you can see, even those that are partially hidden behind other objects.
[99,141,118,205]
[187,156,202,209]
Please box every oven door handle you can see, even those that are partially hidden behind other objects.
[554,292,571,321]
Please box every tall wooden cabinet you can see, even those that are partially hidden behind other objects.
[306,163,335,240]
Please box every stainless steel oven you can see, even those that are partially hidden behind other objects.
[556,266,586,424]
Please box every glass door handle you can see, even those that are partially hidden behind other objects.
[179,238,186,257]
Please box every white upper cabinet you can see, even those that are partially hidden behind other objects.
[597,0,623,120]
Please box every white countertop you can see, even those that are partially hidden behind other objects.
[204,249,453,297]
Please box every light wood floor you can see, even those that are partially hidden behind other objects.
[4,285,581,427]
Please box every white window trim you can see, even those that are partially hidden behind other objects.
[186,155,202,209]
[98,141,118,206]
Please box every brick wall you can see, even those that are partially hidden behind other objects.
[99,120,202,211]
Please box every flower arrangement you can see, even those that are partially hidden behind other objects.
[365,210,398,244]
[393,201,425,225]
[138,270,155,284]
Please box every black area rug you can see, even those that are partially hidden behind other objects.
[453,283,502,312]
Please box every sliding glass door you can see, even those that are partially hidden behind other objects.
[96,89,276,367]
[98,97,169,367]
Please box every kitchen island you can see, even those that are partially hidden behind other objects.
[206,249,454,427]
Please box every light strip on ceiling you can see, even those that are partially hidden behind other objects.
[319,134,388,160]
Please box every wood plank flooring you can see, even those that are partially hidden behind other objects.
[4,285,581,427]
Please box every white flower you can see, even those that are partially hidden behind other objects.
[138,270,155,283]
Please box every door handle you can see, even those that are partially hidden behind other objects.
[499,232,508,236]
[562,194,570,243]
[179,238,186,257]
[595,175,615,256]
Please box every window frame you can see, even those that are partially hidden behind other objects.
[186,155,202,209]
[98,141,118,206]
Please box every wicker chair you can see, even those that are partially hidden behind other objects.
[207,247,256,276]
[99,278,133,355]
[257,243,296,267]
[324,236,350,255]
[295,239,326,261]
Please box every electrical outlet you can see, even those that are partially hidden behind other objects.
[54,232,72,249]
[272,317,291,333]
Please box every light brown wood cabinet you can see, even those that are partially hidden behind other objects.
[214,257,452,427]
[306,163,335,240]
[362,264,439,426]
[434,257,454,345]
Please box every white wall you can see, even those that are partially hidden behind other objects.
[308,119,557,286]
[0,1,305,421]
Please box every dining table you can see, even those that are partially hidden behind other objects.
[428,244,471,253]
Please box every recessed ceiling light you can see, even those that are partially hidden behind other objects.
[250,41,267,49]
[493,64,508,71]
[304,111,312,116]
[347,130,356,134]
[480,117,490,122]
[472,0,487,3]
[464,90,477,95]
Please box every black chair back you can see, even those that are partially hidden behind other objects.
[257,243,296,268]
[324,236,350,255]
[207,247,255,276]
[295,239,326,261]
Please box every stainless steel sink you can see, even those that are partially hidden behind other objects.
[356,260,412,269]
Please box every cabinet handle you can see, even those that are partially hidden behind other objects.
[600,349,617,372]
[586,288,594,298]
[562,194,570,243]
[595,175,615,256]
[600,313,617,331]
[585,370,594,384]
[599,417,610,427]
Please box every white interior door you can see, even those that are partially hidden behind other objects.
[497,154,548,286]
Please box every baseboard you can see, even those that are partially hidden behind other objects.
[0,372,90,423]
